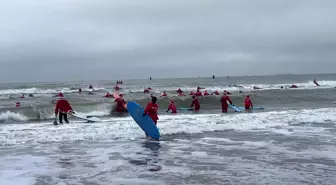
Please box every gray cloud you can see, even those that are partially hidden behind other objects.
[0,0,336,82]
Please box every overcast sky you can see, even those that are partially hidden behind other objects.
[0,0,335,82]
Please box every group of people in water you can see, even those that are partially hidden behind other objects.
[13,78,323,124]
[141,90,254,127]
[14,78,322,110]
[51,83,254,124]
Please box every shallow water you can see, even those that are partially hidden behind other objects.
[1,108,336,185]
[1,74,336,185]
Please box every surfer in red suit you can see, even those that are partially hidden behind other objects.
[177,88,183,93]
[114,85,120,91]
[190,96,200,111]
[166,100,177,113]
[143,96,159,125]
[144,89,150,93]
[52,92,64,98]
[115,94,126,112]
[55,95,73,124]
[212,90,220,95]
[244,95,253,111]
[161,91,167,97]
[220,92,232,113]
[105,92,113,98]
[195,89,202,97]
[203,91,209,96]
[224,90,231,95]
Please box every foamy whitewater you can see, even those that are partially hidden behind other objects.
[1,74,336,185]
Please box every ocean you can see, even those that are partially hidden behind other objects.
[1,74,336,185]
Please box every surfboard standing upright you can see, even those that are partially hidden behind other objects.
[127,101,160,140]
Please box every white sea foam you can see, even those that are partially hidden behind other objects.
[0,108,335,145]
[0,87,107,96]
[123,80,336,93]
[0,155,58,185]
[0,80,335,96]
[0,111,28,122]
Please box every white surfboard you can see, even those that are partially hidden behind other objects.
[227,101,241,112]
[68,112,101,122]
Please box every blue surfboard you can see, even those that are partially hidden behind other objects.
[238,106,265,110]
[127,101,160,140]
[227,101,241,112]
[178,107,193,111]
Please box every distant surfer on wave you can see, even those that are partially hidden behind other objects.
[53,92,64,98]
[54,94,73,124]
[289,84,298,88]
[253,86,261,90]
[224,90,231,95]
[195,89,202,97]
[177,88,183,93]
[197,86,204,90]
[244,95,253,111]
[161,91,167,97]
[114,85,120,91]
[89,85,93,89]
[220,92,233,113]
[203,91,209,96]
[313,79,320,86]
[144,88,150,93]
[190,95,200,111]
[212,90,220,95]
[105,92,113,98]
[166,100,177,113]
[143,96,159,125]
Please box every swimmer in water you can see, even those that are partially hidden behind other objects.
[166,100,177,113]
